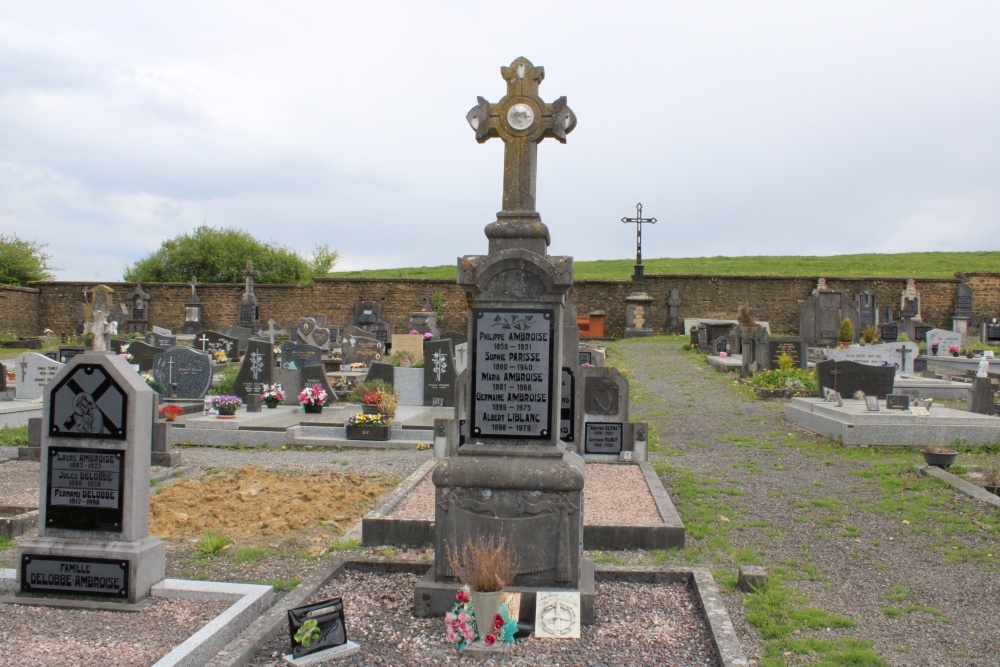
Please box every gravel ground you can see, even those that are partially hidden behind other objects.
[0,460,40,506]
[392,463,662,524]
[247,571,720,666]
[618,340,1000,667]
[0,597,231,667]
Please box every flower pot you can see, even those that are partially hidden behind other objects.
[931,345,939,355]
[265,399,280,409]
[839,342,851,348]
[345,423,390,441]
[164,413,177,422]
[469,590,504,640]
[217,405,237,417]
[921,450,958,468]
[362,404,381,414]
[303,404,324,414]
[952,351,960,357]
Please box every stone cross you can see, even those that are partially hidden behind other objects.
[621,202,657,290]
[197,334,210,351]
[257,319,286,346]
[828,367,842,393]
[189,275,200,296]
[896,345,909,372]
[466,56,577,213]
[242,260,259,296]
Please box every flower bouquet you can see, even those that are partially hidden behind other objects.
[949,344,961,357]
[212,395,243,417]
[158,404,185,421]
[347,412,391,426]
[120,352,134,363]
[299,384,328,413]
[445,533,518,651]
[262,383,285,408]
[445,585,518,652]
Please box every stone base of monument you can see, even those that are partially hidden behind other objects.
[893,375,973,401]
[784,397,1000,446]
[623,293,656,339]
[412,556,597,624]
[14,535,165,605]
[16,446,40,461]
[706,354,743,372]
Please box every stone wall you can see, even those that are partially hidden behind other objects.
[15,272,1000,340]
[0,284,40,336]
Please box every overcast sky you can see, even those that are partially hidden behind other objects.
[2,2,998,281]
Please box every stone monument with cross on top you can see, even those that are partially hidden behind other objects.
[621,202,658,338]
[236,260,261,331]
[183,275,202,334]
[417,57,593,626]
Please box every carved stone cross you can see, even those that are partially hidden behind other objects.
[197,334,210,351]
[258,319,286,346]
[242,261,259,295]
[896,346,909,372]
[466,56,577,213]
[189,275,200,296]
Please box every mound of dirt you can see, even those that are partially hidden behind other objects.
[150,466,389,538]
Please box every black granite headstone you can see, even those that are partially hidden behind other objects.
[58,347,86,364]
[816,359,896,398]
[880,324,899,342]
[766,337,806,370]
[913,324,933,343]
[423,339,455,407]
[341,327,385,366]
[279,343,323,370]
[233,339,273,401]
[300,364,336,404]
[144,332,176,348]
[886,394,910,410]
[153,346,212,399]
[365,362,395,388]
[560,368,574,443]
[126,341,161,372]
[199,331,240,361]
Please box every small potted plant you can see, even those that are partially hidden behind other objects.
[446,533,518,651]
[158,404,185,422]
[921,445,959,469]
[361,390,383,414]
[212,395,243,418]
[261,383,285,409]
[948,344,961,357]
[299,384,328,414]
[981,463,1000,496]
[345,412,392,440]
[930,340,941,355]
[837,318,854,348]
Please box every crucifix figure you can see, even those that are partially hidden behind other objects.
[896,345,909,373]
[622,203,657,291]
[828,367,842,394]
[466,56,577,214]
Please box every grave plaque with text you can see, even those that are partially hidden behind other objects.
[584,422,624,454]
[45,447,125,532]
[20,554,128,599]
[560,368,574,443]
[471,308,555,439]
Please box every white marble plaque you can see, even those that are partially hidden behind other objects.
[534,590,581,639]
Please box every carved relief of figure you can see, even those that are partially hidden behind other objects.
[65,392,102,434]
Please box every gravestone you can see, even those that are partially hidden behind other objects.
[125,282,151,335]
[925,329,963,356]
[899,279,921,320]
[727,325,742,356]
[560,367,575,443]
[712,336,729,355]
[390,333,425,361]
[454,342,469,374]
[235,260,262,331]
[271,367,302,406]
[408,299,441,338]
[423,339,455,408]
[969,377,997,416]
[295,316,338,353]
[582,367,629,421]
[348,301,392,346]
[667,288,682,333]
[365,362,395,388]
[421,57,587,619]
[220,325,252,355]
[182,276,202,335]
[584,422,623,455]
[152,346,212,399]
[109,339,128,355]
[799,285,860,346]
[256,319,286,347]
[578,345,605,367]
[16,354,164,603]
[232,339,273,401]
[279,342,323,370]
[198,331,239,362]
[125,341,161,372]
[855,289,879,332]
[144,331,176,349]
[58,347,86,364]
[439,331,469,345]
[13,353,64,400]
[913,324,934,343]
[762,337,807,370]
[953,280,973,334]
[341,327,384,366]
[824,341,920,374]
[0,362,6,394]
[300,364,336,405]
[984,318,1000,344]
[816,359,896,398]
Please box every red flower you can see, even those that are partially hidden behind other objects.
[456,589,469,603]
[484,634,496,646]
[494,614,505,632]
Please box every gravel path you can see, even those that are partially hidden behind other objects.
[619,340,1000,667]
[0,460,39,506]
[247,571,720,666]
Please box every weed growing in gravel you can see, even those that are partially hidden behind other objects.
[591,551,628,565]
[0,536,14,551]
[257,577,302,592]
[234,547,267,564]
[329,537,360,551]
[193,531,233,557]
[0,425,28,445]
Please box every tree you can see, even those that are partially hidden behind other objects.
[0,234,56,286]
[123,226,338,284]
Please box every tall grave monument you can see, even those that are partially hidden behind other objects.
[236,260,262,331]
[15,353,164,603]
[418,57,590,620]
[621,203,657,337]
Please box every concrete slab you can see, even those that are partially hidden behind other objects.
[706,355,742,372]
[0,400,41,428]
[894,376,972,400]
[785,397,1000,446]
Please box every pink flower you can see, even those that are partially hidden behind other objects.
[484,634,496,646]
[461,624,474,641]
[409,329,419,335]
[494,614,505,632]
[445,628,457,643]
[458,612,470,623]
[445,612,454,623]
[424,332,434,339]
[456,589,469,603]
[719,351,729,359]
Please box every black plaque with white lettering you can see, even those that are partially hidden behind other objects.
[471,308,555,440]
[20,554,129,598]
[886,394,910,411]
[560,368,574,443]
[880,324,899,342]
[585,422,624,454]
[46,447,125,532]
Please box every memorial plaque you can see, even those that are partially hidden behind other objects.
[865,396,880,412]
[280,343,323,369]
[45,446,125,532]
[48,364,128,439]
[579,350,593,366]
[584,422,624,455]
[886,394,910,410]
[20,554,128,598]
[956,295,972,310]
[560,368,574,443]
[471,308,555,439]
[341,327,385,366]
[880,324,899,342]
[144,332,175,348]
[913,324,933,343]
[987,325,1000,342]
[58,347,86,364]
[767,338,805,370]
[199,331,239,361]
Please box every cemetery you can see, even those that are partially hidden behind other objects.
[0,53,998,667]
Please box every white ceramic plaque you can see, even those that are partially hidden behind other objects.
[534,590,581,639]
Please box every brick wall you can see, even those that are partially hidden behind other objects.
[17,272,999,340]
[0,284,40,336]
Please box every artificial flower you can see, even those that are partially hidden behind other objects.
[484,634,496,646]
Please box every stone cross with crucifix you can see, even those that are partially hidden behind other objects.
[466,56,576,250]
[621,202,657,290]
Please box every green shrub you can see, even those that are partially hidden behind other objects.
[837,318,854,343]
[0,425,29,446]
[209,365,240,396]
[347,379,394,404]
[749,368,818,391]
[861,325,878,344]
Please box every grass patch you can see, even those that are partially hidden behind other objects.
[329,537,361,551]
[256,577,302,592]
[0,535,15,551]
[193,530,233,557]
[0,425,29,446]
[233,547,267,564]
